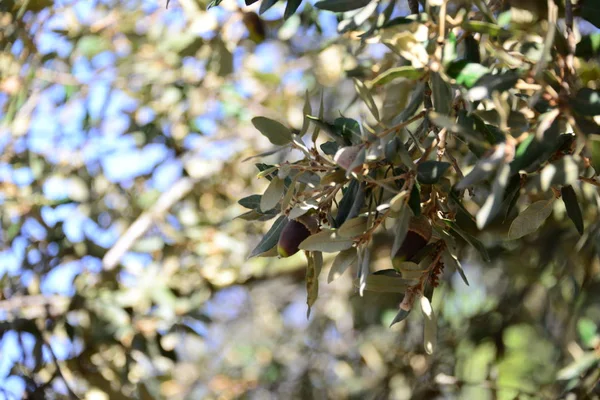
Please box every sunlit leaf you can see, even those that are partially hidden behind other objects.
[299,229,354,252]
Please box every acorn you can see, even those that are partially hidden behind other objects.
[277,215,319,258]
[393,215,432,262]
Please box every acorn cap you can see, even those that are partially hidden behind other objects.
[393,215,432,262]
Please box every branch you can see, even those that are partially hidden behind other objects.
[102,177,197,270]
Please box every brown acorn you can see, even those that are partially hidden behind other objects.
[277,215,318,258]
[393,215,432,262]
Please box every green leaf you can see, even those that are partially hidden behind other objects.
[569,88,600,116]
[561,185,584,235]
[420,296,437,354]
[590,135,600,174]
[369,66,424,86]
[466,70,520,102]
[299,229,354,252]
[328,248,357,283]
[249,216,288,258]
[462,20,507,37]
[252,116,293,145]
[476,163,510,229]
[430,72,453,115]
[446,61,490,88]
[334,117,361,143]
[320,141,339,155]
[260,177,285,212]
[508,199,555,240]
[315,0,372,12]
[353,78,380,121]
[577,318,598,348]
[417,161,451,184]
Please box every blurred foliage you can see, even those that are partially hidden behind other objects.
[0,0,599,399]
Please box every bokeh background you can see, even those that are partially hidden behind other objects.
[1,0,599,399]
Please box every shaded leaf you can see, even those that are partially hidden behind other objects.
[358,246,371,296]
[320,141,339,155]
[561,185,584,235]
[259,0,280,14]
[370,66,424,86]
[430,72,452,115]
[260,176,285,212]
[353,274,416,293]
[443,219,490,262]
[508,199,555,240]
[540,156,578,191]
[299,89,312,136]
[328,248,357,283]
[252,117,293,145]
[238,194,261,210]
[284,0,303,19]
[391,205,412,257]
[306,251,323,318]
[417,161,451,184]
[569,88,600,116]
[249,216,288,258]
[446,61,489,88]
[441,248,469,286]
[315,0,372,12]
[590,135,600,174]
[420,296,437,355]
[389,309,411,327]
[476,163,510,229]
[353,78,380,120]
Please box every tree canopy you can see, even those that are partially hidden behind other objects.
[1,0,600,399]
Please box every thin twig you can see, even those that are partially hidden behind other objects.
[564,0,576,75]
[579,176,600,188]
[376,111,426,138]
[102,176,198,270]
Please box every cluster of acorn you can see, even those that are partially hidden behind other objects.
[277,214,433,263]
